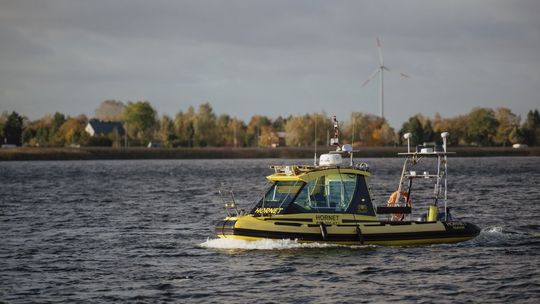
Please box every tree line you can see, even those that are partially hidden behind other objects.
[1,100,539,147]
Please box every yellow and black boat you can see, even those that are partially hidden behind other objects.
[215,119,480,246]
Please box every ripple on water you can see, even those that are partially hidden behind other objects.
[1,158,539,303]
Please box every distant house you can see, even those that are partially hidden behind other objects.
[85,119,125,137]
[147,140,161,148]
[276,132,287,147]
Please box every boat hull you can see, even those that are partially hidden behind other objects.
[215,215,480,246]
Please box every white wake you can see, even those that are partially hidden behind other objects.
[200,238,349,250]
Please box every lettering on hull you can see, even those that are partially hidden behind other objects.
[254,208,283,215]
[315,214,340,225]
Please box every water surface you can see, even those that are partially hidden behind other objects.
[1,157,539,303]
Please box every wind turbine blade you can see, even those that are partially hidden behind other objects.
[376,36,384,66]
[362,69,380,87]
[383,66,411,78]
[399,72,410,78]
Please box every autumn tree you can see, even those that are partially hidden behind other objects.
[20,112,66,146]
[246,115,272,147]
[156,115,175,147]
[95,100,126,121]
[257,125,278,147]
[494,107,521,146]
[284,113,332,147]
[372,122,396,146]
[432,113,468,146]
[345,113,396,146]
[57,115,89,145]
[215,115,246,147]
[174,106,196,147]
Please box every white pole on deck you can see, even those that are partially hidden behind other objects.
[441,132,449,221]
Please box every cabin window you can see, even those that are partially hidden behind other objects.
[253,180,304,214]
[285,174,358,213]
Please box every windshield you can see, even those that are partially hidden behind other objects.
[252,180,305,215]
[286,174,358,213]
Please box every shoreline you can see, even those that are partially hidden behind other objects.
[1,146,539,161]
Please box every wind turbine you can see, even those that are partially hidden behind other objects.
[362,37,410,119]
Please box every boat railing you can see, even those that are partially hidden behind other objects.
[219,189,240,217]
[384,131,455,222]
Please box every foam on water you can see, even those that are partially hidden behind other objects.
[200,238,351,250]
[484,226,504,235]
[204,227,515,250]
[470,226,513,246]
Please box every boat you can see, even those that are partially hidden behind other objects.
[215,117,480,246]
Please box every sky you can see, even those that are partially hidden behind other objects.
[0,0,539,128]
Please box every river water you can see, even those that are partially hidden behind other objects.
[1,157,539,303]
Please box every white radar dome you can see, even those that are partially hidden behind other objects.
[319,153,343,166]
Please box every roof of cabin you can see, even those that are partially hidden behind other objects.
[266,166,370,182]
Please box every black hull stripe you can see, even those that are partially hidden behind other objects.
[219,225,480,242]
[215,220,481,243]
[231,229,477,242]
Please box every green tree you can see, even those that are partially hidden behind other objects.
[272,116,287,132]
[399,115,425,146]
[0,111,8,141]
[466,108,499,146]
[423,119,435,143]
[521,109,540,146]
[3,111,24,146]
[194,102,217,147]
[508,126,524,145]
[49,112,67,145]
[122,101,157,145]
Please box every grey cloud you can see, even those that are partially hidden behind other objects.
[0,0,539,128]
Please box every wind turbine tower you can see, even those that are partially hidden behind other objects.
[362,37,409,119]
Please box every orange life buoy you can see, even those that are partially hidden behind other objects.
[387,191,411,221]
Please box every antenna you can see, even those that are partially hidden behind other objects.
[330,116,341,148]
[314,115,318,166]
[351,113,355,146]
[362,36,410,119]
[351,114,355,166]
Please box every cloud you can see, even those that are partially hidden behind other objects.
[0,0,539,128]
